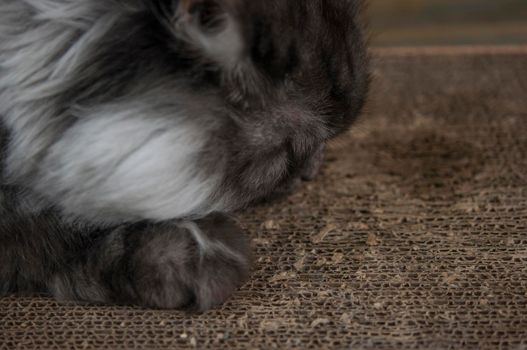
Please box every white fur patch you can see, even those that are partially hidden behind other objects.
[180,221,248,264]
[38,104,223,223]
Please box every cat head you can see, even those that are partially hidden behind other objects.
[147,0,370,132]
[138,0,371,207]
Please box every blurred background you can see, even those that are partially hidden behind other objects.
[369,0,527,46]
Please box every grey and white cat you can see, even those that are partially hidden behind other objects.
[0,0,369,310]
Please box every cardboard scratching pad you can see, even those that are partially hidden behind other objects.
[1,47,526,350]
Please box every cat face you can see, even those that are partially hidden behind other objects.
[155,0,371,208]
[167,0,369,135]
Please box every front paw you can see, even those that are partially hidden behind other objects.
[130,214,251,311]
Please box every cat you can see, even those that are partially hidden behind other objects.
[0,0,370,311]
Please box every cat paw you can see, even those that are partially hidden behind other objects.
[130,214,251,311]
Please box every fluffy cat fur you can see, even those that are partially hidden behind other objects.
[0,0,369,310]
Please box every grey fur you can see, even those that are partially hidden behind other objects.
[0,0,369,310]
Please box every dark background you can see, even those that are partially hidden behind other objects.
[369,0,527,46]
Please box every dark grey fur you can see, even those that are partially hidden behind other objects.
[0,0,369,310]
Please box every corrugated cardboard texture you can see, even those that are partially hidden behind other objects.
[1,48,526,350]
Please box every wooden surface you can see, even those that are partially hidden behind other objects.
[369,0,527,46]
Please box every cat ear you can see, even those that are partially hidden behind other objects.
[173,0,243,68]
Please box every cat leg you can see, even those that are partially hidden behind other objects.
[0,195,79,296]
[50,214,251,311]
[300,144,326,181]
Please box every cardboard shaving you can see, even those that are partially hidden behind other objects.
[367,233,380,246]
[294,256,307,271]
[269,271,297,283]
[340,313,351,323]
[189,337,197,347]
[332,253,345,264]
[261,220,281,230]
[312,224,338,243]
[260,320,281,331]
[311,318,331,328]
